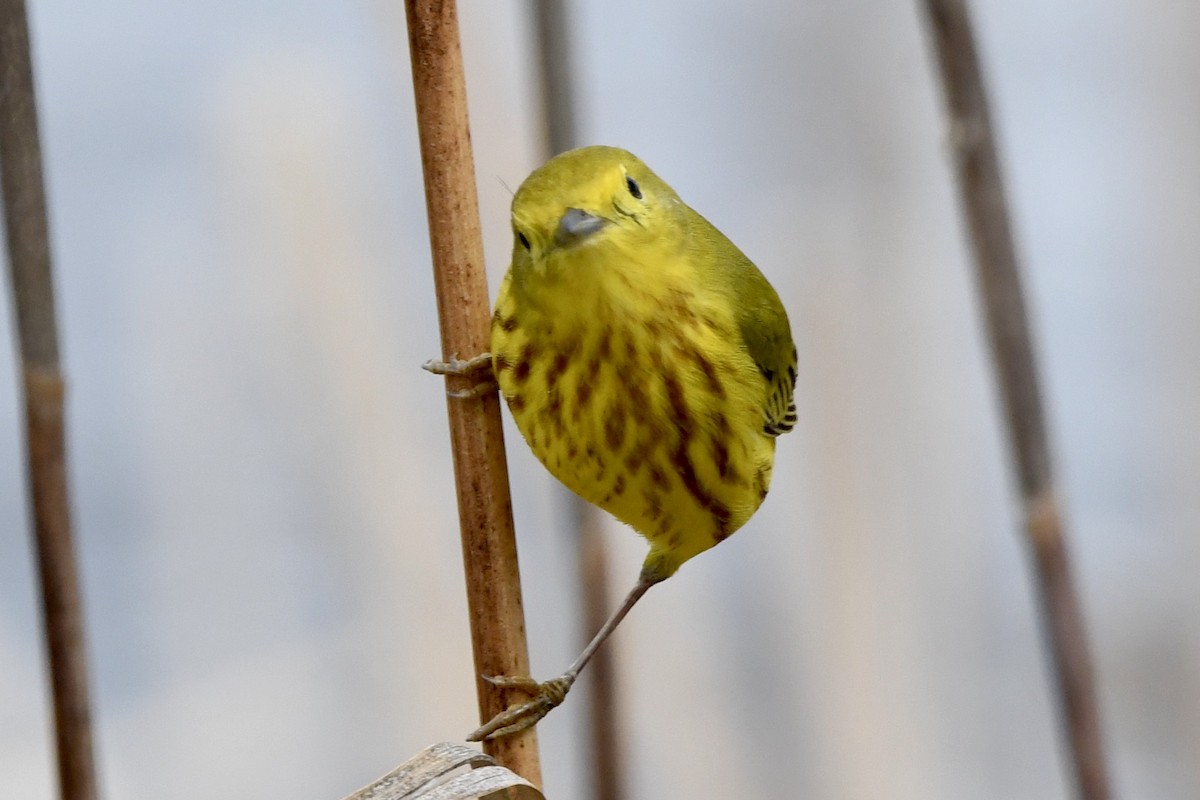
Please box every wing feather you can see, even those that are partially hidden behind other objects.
[687,211,797,437]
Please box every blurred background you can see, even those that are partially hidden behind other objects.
[2,1,1198,798]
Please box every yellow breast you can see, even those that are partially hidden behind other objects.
[490,262,775,581]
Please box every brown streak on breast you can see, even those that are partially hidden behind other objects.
[604,404,626,451]
[665,374,733,538]
[712,437,732,482]
[513,343,537,384]
[689,348,726,400]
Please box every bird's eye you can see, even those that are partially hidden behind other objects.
[625,175,643,200]
[517,231,531,250]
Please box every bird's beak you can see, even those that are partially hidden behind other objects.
[554,207,608,248]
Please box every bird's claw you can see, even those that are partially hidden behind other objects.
[423,352,493,376]
[423,353,498,398]
[466,675,575,741]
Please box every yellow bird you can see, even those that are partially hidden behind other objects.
[458,145,796,740]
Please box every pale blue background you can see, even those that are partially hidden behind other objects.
[2,2,1197,798]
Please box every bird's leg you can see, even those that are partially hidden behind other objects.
[422,352,497,398]
[467,573,659,741]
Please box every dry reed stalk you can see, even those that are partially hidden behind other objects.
[403,0,542,787]
[920,2,1111,798]
[0,2,99,798]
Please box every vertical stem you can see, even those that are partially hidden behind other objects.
[530,4,627,798]
[574,500,624,800]
[531,0,577,157]
[402,0,542,786]
[919,2,1111,798]
[0,2,99,800]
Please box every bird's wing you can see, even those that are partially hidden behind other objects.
[688,209,797,437]
[735,275,797,437]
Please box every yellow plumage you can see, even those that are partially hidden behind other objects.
[472,145,796,740]
[491,145,796,580]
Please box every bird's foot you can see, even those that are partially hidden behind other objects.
[422,353,497,398]
[466,674,575,741]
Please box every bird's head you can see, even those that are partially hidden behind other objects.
[508,146,687,280]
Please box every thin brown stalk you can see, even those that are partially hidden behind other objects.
[530,3,627,799]
[532,0,577,157]
[402,0,542,786]
[573,501,623,800]
[919,2,1111,798]
[0,2,99,799]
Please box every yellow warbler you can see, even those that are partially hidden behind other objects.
[470,145,796,740]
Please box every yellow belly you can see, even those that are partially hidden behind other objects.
[491,274,775,581]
